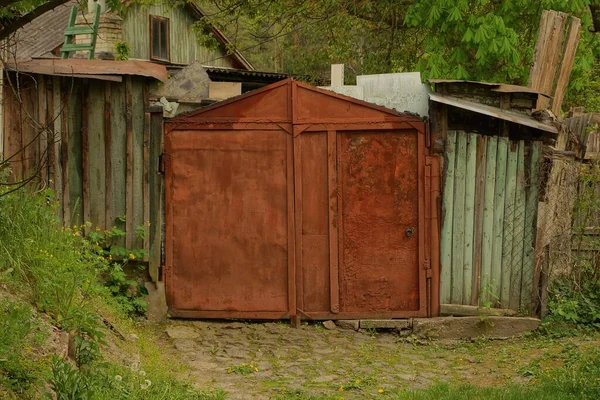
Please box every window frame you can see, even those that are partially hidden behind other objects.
[149,15,170,62]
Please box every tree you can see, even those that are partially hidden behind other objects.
[195,0,600,110]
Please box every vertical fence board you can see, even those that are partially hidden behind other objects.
[511,141,526,310]
[463,133,477,303]
[440,131,457,304]
[52,77,64,223]
[501,143,518,307]
[522,142,542,311]
[149,112,163,282]
[104,82,112,231]
[471,135,487,305]
[491,137,508,301]
[481,137,497,298]
[111,82,127,246]
[132,79,145,250]
[87,81,106,229]
[67,80,83,226]
[125,77,134,248]
[451,132,467,304]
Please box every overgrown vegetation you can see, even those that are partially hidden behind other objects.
[0,180,222,399]
[544,162,600,332]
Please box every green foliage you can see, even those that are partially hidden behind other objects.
[50,357,226,400]
[227,363,259,375]
[0,299,47,395]
[114,40,131,61]
[543,162,600,330]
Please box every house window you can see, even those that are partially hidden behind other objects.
[150,15,170,61]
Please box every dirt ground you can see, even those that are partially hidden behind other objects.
[158,320,598,399]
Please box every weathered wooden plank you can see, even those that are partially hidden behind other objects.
[500,142,518,308]
[81,83,90,229]
[38,77,48,184]
[551,17,581,117]
[132,78,145,250]
[52,77,63,222]
[148,112,163,282]
[510,141,526,310]
[522,142,542,312]
[125,77,134,249]
[491,137,509,302]
[104,82,112,230]
[481,136,497,301]
[21,78,39,181]
[87,80,106,230]
[110,82,127,240]
[471,135,487,305]
[440,131,456,304]
[143,82,151,260]
[451,132,467,304]
[463,133,477,303]
[67,79,83,226]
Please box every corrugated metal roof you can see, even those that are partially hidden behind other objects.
[429,79,551,97]
[202,66,289,80]
[429,92,558,133]
[11,0,77,60]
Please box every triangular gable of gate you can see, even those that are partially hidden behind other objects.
[168,78,424,127]
[292,81,423,124]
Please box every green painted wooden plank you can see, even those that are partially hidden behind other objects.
[67,81,83,226]
[452,132,467,304]
[132,78,145,250]
[87,81,106,230]
[501,141,518,308]
[463,133,478,303]
[511,141,526,311]
[481,136,497,303]
[471,135,488,305]
[491,137,509,302]
[521,141,542,311]
[110,82,127,247]
[440,131,457,304]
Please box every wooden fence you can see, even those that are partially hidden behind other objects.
[440,131,542,312]
[2,72,163,281]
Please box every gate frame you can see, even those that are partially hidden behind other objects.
[164,79,440,320]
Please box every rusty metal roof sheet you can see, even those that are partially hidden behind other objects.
[429,92,558,133]
[5,59,168,82]
[429,79,551,97]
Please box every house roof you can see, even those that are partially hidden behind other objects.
[10,0,253,71]
[11,0,77,60]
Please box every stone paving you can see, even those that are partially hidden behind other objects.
[160,320,595,399]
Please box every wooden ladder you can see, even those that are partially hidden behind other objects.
[60,4,101,60]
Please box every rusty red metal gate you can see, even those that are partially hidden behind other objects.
[164,79,439,320]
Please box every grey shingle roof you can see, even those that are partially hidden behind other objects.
[11,0,77,60]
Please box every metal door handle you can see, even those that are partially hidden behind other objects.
[405,228,414,237]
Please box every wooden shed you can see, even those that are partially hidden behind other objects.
[164,79,440,321]
[1,59,168,281]
[429,80,558,316]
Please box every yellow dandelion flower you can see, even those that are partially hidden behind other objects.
[129,253,136,260]
[355,379,361,385]
[339,387,344,392]
[378,388,384,394]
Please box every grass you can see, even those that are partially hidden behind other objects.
[0,185,225,399]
